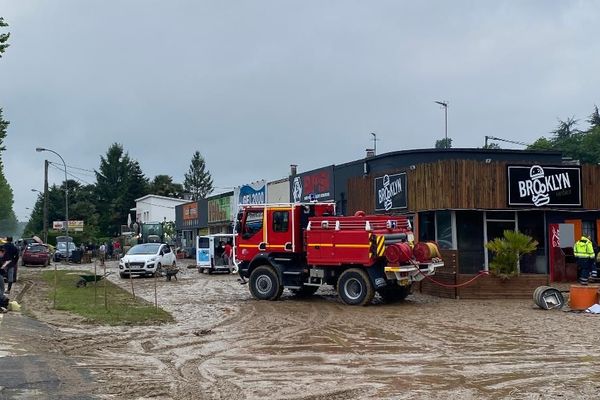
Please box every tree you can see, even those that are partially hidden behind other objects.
[95,144,149,237]
[150,175,184,198]
[552,116,579,140]
[183,151,213,200]
[482,142,501,149]
[0,17,9,58]
[0,17,16,235]
[587,105,600,129]
[434,138,452,149]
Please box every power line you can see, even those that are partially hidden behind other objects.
[49,163,94,186]
[49,162,96,178]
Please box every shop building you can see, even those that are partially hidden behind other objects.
[133,194,189,224]
[332,148,599,298]
[174,199,208,255]
[207,191,234,234]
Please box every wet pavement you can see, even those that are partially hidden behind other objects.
[5,260,600,399]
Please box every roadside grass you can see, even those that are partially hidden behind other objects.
[40,270,173,325]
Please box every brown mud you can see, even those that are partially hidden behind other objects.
[11,262,600,399]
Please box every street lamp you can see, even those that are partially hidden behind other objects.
[435,101,448,148]
[36,147,68,239]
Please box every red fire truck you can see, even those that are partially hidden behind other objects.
[235,203,443,306]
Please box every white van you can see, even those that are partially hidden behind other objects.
[196,234,235,274]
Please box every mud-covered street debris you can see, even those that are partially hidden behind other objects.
[12,261,600,400]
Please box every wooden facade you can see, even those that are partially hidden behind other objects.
[348,159,600,214]
[417,249,548,299]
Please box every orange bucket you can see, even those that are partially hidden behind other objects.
[569,285,599,310]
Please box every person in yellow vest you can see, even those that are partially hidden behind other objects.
[574,235,595,285]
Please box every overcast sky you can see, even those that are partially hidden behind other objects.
[1,1,599,221]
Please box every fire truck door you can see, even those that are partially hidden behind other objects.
[267,208,293,251]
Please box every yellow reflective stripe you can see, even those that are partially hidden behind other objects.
[267,245,285,248]
[307,243,334,247]
[376,236,385,256]
[269,207,292,211]
[238,244,257,248]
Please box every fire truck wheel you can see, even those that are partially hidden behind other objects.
[249,265,283,301]
[337,268,374,306]
[290,286,319,297]
[378,286,410,303]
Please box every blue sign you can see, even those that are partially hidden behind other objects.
[239,181,266,205]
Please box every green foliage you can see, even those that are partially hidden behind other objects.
[483,142,501,149]
[40,270,172,325]
[0,17,9,58]
[435,138,452,149]
[150,174,184,198]
[95,143,149,237]
[0,108,17,235]
[527,107,600,164]
[184,151,213,200]
[486,230,538,280]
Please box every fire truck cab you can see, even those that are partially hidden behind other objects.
[235,202,443,306]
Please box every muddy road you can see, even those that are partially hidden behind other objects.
[11,262,600,399]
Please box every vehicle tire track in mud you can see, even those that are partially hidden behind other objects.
[19,265,600,399]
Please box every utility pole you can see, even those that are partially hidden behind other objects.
[43,160,49,243]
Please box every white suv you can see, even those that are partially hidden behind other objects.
[119,243,176,278]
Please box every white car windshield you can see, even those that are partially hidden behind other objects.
[128,243,161,255]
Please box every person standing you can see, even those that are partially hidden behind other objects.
[1,237,19,294]
[223,240,233,268]
[99,243,106,266]
[0,246,9,310]
[574,235,595,285]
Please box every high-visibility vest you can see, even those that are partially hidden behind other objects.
[574,238,595,258]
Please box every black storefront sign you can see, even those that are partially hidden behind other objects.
[291,166,334,202]
[374,173,407,211]
[507,165,582,207]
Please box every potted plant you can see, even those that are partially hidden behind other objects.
[485,230,538,280]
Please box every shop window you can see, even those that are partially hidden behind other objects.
[272,211,289,232]
[418,211,435,242]
[518,211,546,274]
[456,211,484,274]
[436,211,453,249]
[582,221,595,241]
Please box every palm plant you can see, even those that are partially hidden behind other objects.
[486,230,538,280]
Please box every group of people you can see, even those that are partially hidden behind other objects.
[574,235,599,285]
[0,236,19,310]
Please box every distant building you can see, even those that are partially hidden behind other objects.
[132,194,189,224]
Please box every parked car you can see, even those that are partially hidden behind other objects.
[22,244,51,267]
[53,241,80,262]
[17,238,37,254]
[118,243,176,278]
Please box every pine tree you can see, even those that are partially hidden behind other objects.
[95,143,148,236]
[0,17,9,58]
[184,151,213,200]
[587,105,600,129]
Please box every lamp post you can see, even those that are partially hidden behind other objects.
[435,101,448,148]
[36,147,68,239]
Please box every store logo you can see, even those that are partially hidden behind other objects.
[517,165,572,207]
[292,176,303,203]
[378,174,403,211]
